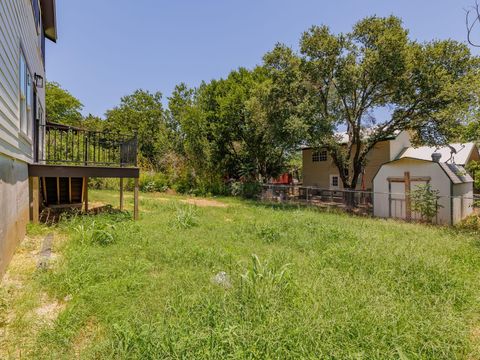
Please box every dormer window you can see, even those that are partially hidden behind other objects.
[312,149,327,162]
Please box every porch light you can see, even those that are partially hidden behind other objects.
[34,73,44,88]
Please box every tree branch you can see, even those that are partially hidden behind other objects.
[466,0,480,47]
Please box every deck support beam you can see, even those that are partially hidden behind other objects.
[119,178,124,211]
[83,177,89,213]
[134,178,139,220]
[30,177,40,224]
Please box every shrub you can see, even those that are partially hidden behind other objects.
[139,172,170,193]
[255,224,281,243]
[230,181,262,199]
[89,177,120,190]
[410,184,442,223]
[66,212,135,246]
[172,204,198,229]
[456,214,480,233]
[238,254,293,302]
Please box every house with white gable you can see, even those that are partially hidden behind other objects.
[301,131,479,224]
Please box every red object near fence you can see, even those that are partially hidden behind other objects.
[271,173,293,185]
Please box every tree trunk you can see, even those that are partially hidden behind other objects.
[343,186,356,210]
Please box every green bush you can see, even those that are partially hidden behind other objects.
[456,214,480,233]
[410,184,442,223]
[65,212,135,246]
[89,178,120,190]
[89,171,238,197]
[172,204,198,229]
[138,172,170,193]
[230,181,262,199]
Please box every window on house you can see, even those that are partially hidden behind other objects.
[312,149,327,162]
[19,53,27,134]
[331,175,339,188]
[26,73,33,137]
[31,0,41,33]
[19,51,33,138]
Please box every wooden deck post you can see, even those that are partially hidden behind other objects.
[68,177,72,204]
[133,177,139,220]
[404,171,411,221]
[83,177,89,213]
[31,177,40,223]
[119,178,124,211]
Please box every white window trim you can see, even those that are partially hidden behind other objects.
[312,149,327,162]
[19,48,34,141]
[330,174,340,189]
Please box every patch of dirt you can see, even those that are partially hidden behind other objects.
[181,198,228,208]
[470,326,480,359]
[73,318,104,356]
[89,201,107,209]
[34,294,65,323]
[0,233,64,357]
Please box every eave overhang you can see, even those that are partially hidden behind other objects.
[40,0,57,42]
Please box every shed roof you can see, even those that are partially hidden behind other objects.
[438,163,474,184]
[375,157,474,185]
[399,143,477,165]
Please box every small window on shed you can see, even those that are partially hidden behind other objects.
[312,150,327,162]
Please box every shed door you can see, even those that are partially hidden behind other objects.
[389,180,428,220]
[390,182,405,219]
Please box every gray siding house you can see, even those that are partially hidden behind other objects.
[0,0,56,276]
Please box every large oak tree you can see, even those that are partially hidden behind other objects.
[264,16,478,195]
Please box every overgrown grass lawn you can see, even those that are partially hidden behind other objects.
[3,191,480,359]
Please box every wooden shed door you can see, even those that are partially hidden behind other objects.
[389,180,428,220]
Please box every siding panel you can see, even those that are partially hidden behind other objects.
[0,0,45,163]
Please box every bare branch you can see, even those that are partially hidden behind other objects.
[466,0,480,47]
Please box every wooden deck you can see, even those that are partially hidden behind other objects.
[28,164,140,223]
[28,164,139,178]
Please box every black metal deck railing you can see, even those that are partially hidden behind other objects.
[37,122,138,167]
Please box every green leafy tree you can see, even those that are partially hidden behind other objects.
[82,114,105,131]
[264,16,478,200]
[168,68,306,188]
[105,90,167,168]
[45,81,83,126]
[467,160,480,191]
[197,67,305,182]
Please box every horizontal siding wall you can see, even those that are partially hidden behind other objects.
[0,155,29,277]
[0,0,46,163]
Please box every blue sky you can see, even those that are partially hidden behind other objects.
[46,0,479,118]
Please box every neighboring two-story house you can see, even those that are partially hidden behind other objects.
[302,131,479,191]
[302,130,479,225]
[0,0,57,276]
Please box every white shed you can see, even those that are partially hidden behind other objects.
[373,157,474,225]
